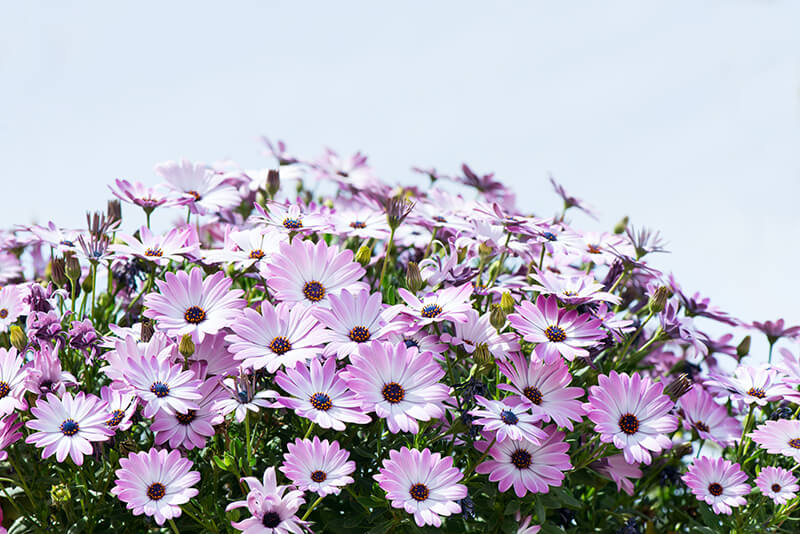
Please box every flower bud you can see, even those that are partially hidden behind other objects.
[489,304,506,330]
[81,271,93,293]
[736,336,751,358]
[672,442,693,458]
[457,247,468,264]
[613,216,629,235]
[385,196,414,230]
[406,262,423,293]
[9,326,27,352]
[478,242,493,258]
[500,292,515,314]
[179,334,195,359]
[267,169,280,197]
[648,286,671,315]
[50,258,67,288]
[474,343,493,366]
[355,245,372,267]
[255,190,268,209]
[140,320,155,343]
[65,254,81,282]
[50,483,71,505]
[107,199,122,225]
[664,373,692,402]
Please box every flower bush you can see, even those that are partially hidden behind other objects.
[0,138,796,533]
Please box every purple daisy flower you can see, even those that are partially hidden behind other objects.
[373,447,467,528]
[203,228,280,271]
[343,341,450,434]
[253,200,330,235]
[111,226,198,266]
[262,238,366,307]
[0,347,28,415]
[226,466,307,534]
[25,391,114,465]
[496,352,584,430]
[508,295,604,364]
[439,309,520,362]
[215,373,277,423]
[226,301,324,373]
[280,436,356,496]
[584,371,678,465]
[109,178,178,212]
[677,386,741,447]
[155,159,241,215]
[749,419,800,461]
[111,448,200,525]
[705,365,797,407]
[123,355,203,418]
[274,357,370,431]
[187,332,238,377]
[25,343,78,396]
[100,386,137,431]
[592,454,642,496]
[751,318,800,345]
[144,267,245,342]
[756,466,799,505]
[383,283,474,331]
[682,456,750,515]
[527,270,620,306]
[470,396,547,444]
[0,286,25,333]
[0,414,23,461]
[151,378,226,450]
[311,289,387,359]
[474,426,572,497]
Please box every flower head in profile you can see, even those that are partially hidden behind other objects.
[384,283,474,330]
[374,447,467,527]
[203,228,280,270]
[0,414,23,461]
[280,436,355,496]
[705,366,797,407]
[25,343,78,396]
[592,454,642,496]
[25,391,114,465]
[151,377,226,450]
[111,226,198,266]
[343,341,449,434]
[584,371,677,465]
[677,385,740,447]
[749,419,800,461]
[144,267,244,342]
[215,373,277,423]
[311,289,387,359]
[155,159,241,214]
[253,200,330,235]
[470,396,547,444]
[111,448,200,525]
[527,270,620,306]
[100,386,137,431]
[751,318,800,345]
[123,355,203,418]
[262,238,366,307]
[439,309,520,362]
[682,456,750,515]
[0,286,25,333]
[109,178,178,213]
[274,357,370,431]
[756,466,798,505]
[475,426,572,497]
[226,466,307,534]
[508,295,604,363]
[0,347,29,415]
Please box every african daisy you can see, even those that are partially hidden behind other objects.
[311,289,388,359]
[280,436,356,496]
[682,456,750,515]
[749,419,800,461]
[755,466,799,505]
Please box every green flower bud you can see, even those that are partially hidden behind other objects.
[500,292,515,314]
[140,320,155,343]
[50,483,71,505]
[9,326,27,352]
[50,258,67,288]
[179,334,195,359]
[664,373,692,402]
[648,286,671,315]
[406,262,423,293]
[267,169,280,197]
[478,242,493,258]
[355,245,372,267]
[65,254,81,282]
[736,336,751,358]
[613,216,629,235]
[489,304,506,330]
[474,343,493,366]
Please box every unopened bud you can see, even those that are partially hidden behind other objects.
[500,292,515,314]
[65,254,81,282]
[478,242,493,258]
[648,286,671,314]
[355,245,372,267]
[267,169,280,197]
[81,271,93,293]
[489,305,506,330]
[385,196,414,230]
[613,216,629,235]
[406,262,423,293]
[736,336,751,358]
[474,343,493,366]
[664,373,692,402]
[107,199,122,224]
[50,258,67,288]
[673,442,693,458]
[9,326,27,352]
[179,334,195,359]
[457,247,468,264]
[50,483,71,505]
[140,320,155,343]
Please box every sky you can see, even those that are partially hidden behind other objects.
[1,1,799,354]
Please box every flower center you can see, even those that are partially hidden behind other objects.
[587,244,602,254]
[147,482,166,501]
[186,190,202,201]
[248,249,265,260]
[60,240,75,247]
[433,215,447,223]
[105,410,125,427]
[618,413,640,435]
[543,232,557,241]
[150,381,170,398]
[544,325,567,343]
[789,438,800,449]
[523,386,543,405]
[772,483,782,492]
[262,511,282,528]
[382,382,405,404]
[707,482,723,497]
[403,339,419,349]
[348,325,371,343]
[176,410,196,425]
[421,304,443,319]
[747,387,766,399]
[184,306,206,324]
[302,281,326,302]
[310,470,327,483]
[144,248,163,257]
[349,221,366,229]
[282,218,303,230]
[409,483,429,501]
[60,419,79,436]
[694,421,710,433]
[562,290,577,297]
[0,309,8,319]
[309,392,333,411]
[510,449,532,470]
[500,410,519,425]
[0,381,9,399]
[269,336,292,355]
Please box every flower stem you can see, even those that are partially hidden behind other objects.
[463,437,496,482]
[168,518,181,534]
[379,227,396,289]
[303,421,316,439]
[244,410,253,475]
[301,495,325,521]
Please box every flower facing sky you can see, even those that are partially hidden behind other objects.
[678,386,741,447]
[111,226,198,266]
[749,419,800,461]
[470,396,547,444]
[312,289,388,360]
[226,466,307,534]
[682,456,750,515]
[0,347,28,416]
[123,355,203,418]
[755,466,798,505]
[280,437,356,496]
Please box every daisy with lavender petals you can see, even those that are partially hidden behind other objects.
[311,289,387,359]
[253,200,330,235]
[527,269,620,306]
[749,419,800,461]
[151,377,226,450]
[0,347,29,415]
[384,283,473,330]
[0,415,23,460]
[25,391,114,465]
[343,341,450,434]
[123,355,203,418]
[584,371,678,465]
[143,267,244,342]
[678,386,741,446]
[508,295,605,363]
[215,373,277,423]
[226,466,307,534]
[274,357,370,430]
[203,228,280,270]
[474,426,572,497]
[111,447,200,526]
[682,456,750,515]
[0,286,25,333]
[280,436,356,496]
[705,365,798,406]
[155,159,241,214]
[755,466,799,505]
[440,309,520,362]
[470,396,547,444]
[111,226,198,266]
[109,178,178,214]
[592,454,642,496]
[374,447,467,527]
[100,386,137,431]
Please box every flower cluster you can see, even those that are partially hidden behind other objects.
[0,138,793,533]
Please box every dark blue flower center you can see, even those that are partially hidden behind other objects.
[269,336,292,355]
[60,419,79,436]
[237,390,249,403]
[543,232,557,241]
[523,386,543,405]
[144,248,163,257]
[262,511,281,528]
[60,240,75,247]
[348,326,370,343]
[409,483,429,501]
[105,410,125,427]
[150,381,170,398]
[421,304,442,319]
[0,381,9,399]
[789,438,800,449]
[176,410,196,425]
[544,325,567,343]
[309,392,333,411]
[302,281,326,302]
[618,413,639,435]
[248,249,265,260]
[747,387,766,399]
[500,410,519,425]
[404,339,419,349]
[310,470,327,483]
[382,382,405,404]
[147,482,166,501]
[510,449,532,469]
[349,220,366,229]
[184,306,206,324]
[707,483,723,496]
[282,218,303,230]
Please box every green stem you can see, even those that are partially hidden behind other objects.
[379,227,396,289]
[463,437,496,481]
[736,404,756,462]
[303,421,315,439]
[90,261,97,317]
[168,517,181,534]
[301,495,325,521]
[486,233,512,289]
[245,410,253,475]
[423,227,438,258]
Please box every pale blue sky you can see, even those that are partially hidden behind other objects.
[1,1,799,347]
